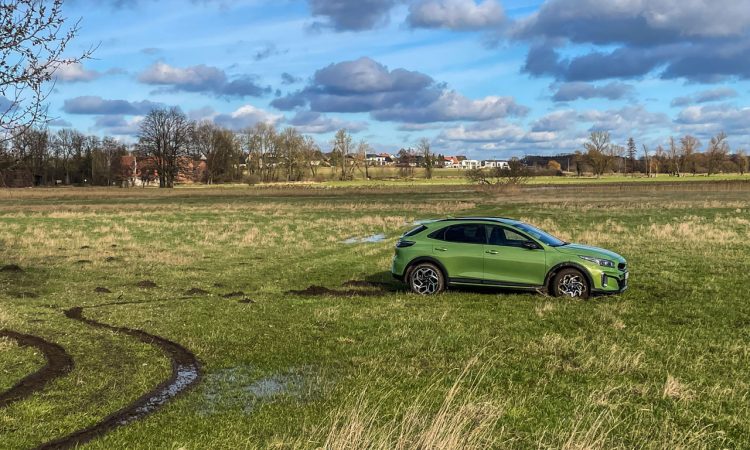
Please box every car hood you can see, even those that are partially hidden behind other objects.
[555,243,625,263]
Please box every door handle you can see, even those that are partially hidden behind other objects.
[435,247,448,252]
[485,250,499,255]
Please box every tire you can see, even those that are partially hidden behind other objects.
[552,268,590,299]
[407,263,445,295]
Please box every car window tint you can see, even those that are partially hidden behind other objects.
[443,224,486,244]
[489,226,530,247]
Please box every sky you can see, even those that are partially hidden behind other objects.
[46,0,750,158]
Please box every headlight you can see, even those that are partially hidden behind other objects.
[579,255,615,268]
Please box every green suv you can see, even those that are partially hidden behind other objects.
[391,218,628,298]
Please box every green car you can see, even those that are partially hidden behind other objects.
[391,218,628,298]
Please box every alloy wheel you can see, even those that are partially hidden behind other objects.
[411,266,440,295]
[558,273,585,298]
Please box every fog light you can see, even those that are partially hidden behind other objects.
[601,273,608,287]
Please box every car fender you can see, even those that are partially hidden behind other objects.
[404,256,449,281]
[544,262,594,290]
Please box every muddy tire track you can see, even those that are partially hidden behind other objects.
[33,307,201,450]
[0,330,73,408]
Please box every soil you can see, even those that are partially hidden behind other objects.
[36,307,202,450]
[80,246,91,250]
[104,257,119,263]
[0,264,23,273]
[135,280,157,289]
[94,287,112,294]
[75,260,92,264]
[0,330,74,409]
[222,291,245,298]
[237,298,255,304]
[185,288,209,296]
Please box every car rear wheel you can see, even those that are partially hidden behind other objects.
[408,263,445,295]
[552,268,590,299]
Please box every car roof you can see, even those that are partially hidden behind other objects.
[436,217,522,225]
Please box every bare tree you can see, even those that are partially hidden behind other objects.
[1,0,93,140]
[417,138,434,179]
[642,145,652,178]
[706,132,729,176]
[583,131,611,177]
[668,136,681,177]
[736,150,748,175]
[356,140,372,179]
[680,135,700,175]
[137,107,192,188]
[244,122,278,182]
[465,158,529,187]
[192,121,240,184]
[332,128,353,181]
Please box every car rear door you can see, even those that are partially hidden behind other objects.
[430,223,486,282]
[483,226,546,286]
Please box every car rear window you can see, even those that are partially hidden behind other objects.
[403,225,427,237]
[430,224,486,244]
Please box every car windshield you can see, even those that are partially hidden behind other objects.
[513,222,566,247]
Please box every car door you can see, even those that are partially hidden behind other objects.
[431,223,486,281]
[483,226,547,286]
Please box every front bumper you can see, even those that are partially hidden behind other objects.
[592,270,628,294]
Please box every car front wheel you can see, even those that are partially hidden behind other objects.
[408,263,445,295]
[552,268,590,299]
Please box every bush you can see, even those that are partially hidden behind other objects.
[243,173,260,186]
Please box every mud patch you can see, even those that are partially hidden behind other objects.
[11,292,38,299]
[341,280,393,289]
[0,264,23,273]
[104,256,120,263]
[222,291,245,298]
[237,298,255,304]
[185,288,209,296]
[201,366,309,415]
[94,287,112,294]
[0,330,74,409]
[39,307,202,449]
[286,285,385,297]
[341,233,387,244]
[75,260,92,265]
[80,245,91,250]
[136,280,157,289]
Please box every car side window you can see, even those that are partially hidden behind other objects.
[489,226,532,247]
[436,224,487,244]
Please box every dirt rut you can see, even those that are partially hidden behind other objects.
[0,330,74,408]
[33,307,201,450]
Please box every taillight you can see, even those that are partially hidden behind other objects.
[396,240,415,248]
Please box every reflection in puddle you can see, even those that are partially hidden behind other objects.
[201,366,310,415]
[341,234,386,244]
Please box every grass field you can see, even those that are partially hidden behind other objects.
[1,180,749,449]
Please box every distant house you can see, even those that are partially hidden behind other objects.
[444,156,461,168]
[481,160,510,170]
[460,159,481,170]
[366,153,388,166]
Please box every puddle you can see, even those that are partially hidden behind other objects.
[341,234,386,244]
[201,366,309,415]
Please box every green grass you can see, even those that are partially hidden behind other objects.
[1,182,749,448]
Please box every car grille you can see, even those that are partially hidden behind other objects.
[618,262,627,271]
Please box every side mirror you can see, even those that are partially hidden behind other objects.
[522,241,541,250]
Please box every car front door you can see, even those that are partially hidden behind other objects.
[431,224,486,282]
[483,226,547,286]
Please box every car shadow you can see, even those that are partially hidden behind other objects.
[365,271,542,297]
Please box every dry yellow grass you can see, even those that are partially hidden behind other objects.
[663,374,693,401]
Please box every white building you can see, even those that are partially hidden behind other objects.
[481,160,510,170]
[460,159,481,169]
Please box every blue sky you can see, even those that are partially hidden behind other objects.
[49,0,750,158]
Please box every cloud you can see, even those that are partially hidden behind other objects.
[92,115,144,136]
[551,81,633,102]
[48,118,73,127]
[272,57,527,123]
[674,103,750,136]
[50,63,101,83]
[189,105,282,130]
[308,0,398,31]
[137,62,271,98]
[281,73,302,85]
[438,119,525,142]
[671,87,739,107]
[579,104,669,135]
[63,96,164,115]
[407,0,505,30]
[253,43,286,61]
[531,110,577,132]
[512,0,750,82]
[287,111,368,133]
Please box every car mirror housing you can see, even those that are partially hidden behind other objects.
[523,241,541,250]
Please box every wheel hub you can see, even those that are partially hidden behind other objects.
[411,267,440,295]
[558,274,585,297]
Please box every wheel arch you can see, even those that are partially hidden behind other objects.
[544,262,594,291]
[404,256,449,283]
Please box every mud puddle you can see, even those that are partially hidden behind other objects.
[0,330,73,409]
[35,307,201,449]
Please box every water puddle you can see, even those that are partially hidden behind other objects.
[341,234,386,244]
